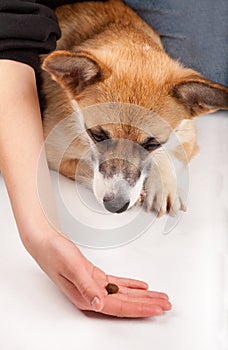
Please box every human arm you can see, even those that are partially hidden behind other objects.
[0,59,171,317]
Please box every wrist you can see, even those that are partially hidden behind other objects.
[18,216,60,260]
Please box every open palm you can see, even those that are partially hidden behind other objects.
[38,233,171,318]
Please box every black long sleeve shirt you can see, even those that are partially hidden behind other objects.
[0,1,105,73]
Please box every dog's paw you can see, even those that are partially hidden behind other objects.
[144,180,186,217]
[143,157,187,216]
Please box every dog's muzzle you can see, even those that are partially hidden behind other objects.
[103,193,130,213]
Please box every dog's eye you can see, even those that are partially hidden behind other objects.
[88,129,109,143]
[92,133,106,142]
[141,137,161,152]
[143,143,160,151]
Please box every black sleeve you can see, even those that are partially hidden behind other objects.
[0,1,75,73]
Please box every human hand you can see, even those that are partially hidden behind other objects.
[34,232,171,318]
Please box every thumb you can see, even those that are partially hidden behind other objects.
[74,268,105,311]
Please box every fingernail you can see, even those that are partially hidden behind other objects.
[91,296,101,311]
[142,282,149,290]
[166,301,172,310]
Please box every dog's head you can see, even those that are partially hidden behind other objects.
[42,48,228,213]
[75,102,172,213]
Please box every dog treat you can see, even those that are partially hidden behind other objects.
[105,283,119,295]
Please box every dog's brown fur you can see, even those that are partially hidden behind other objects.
[40,0,228,214]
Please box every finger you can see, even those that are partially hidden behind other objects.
[102,297,164,318]
[118,286,169,300]
[56,273,88,310]
[69,266,105,311]
[110,293,172,311]
[56,274,172,317]
[91,266,109,291]
[107,275,148,290]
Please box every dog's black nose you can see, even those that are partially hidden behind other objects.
[115,201,130,213]
[103,196,130,214]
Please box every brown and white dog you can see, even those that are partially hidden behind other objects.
[40,0,228,215]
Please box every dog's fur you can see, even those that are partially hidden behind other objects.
[40,0,228,215]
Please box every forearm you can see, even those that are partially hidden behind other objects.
[0,60,172,317]
[0,60,59,254]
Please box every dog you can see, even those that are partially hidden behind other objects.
[40,0,228,215]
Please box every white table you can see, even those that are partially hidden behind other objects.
[0,112,227,350]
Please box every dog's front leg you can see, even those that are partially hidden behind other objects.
[144,119,198,216]
[59,157,93,190]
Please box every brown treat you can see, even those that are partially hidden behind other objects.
[105,283,119,295]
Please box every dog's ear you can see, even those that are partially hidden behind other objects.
[42,50,110,95]
[170,76,228,116]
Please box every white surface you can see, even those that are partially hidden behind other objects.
[0,112,228,350]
